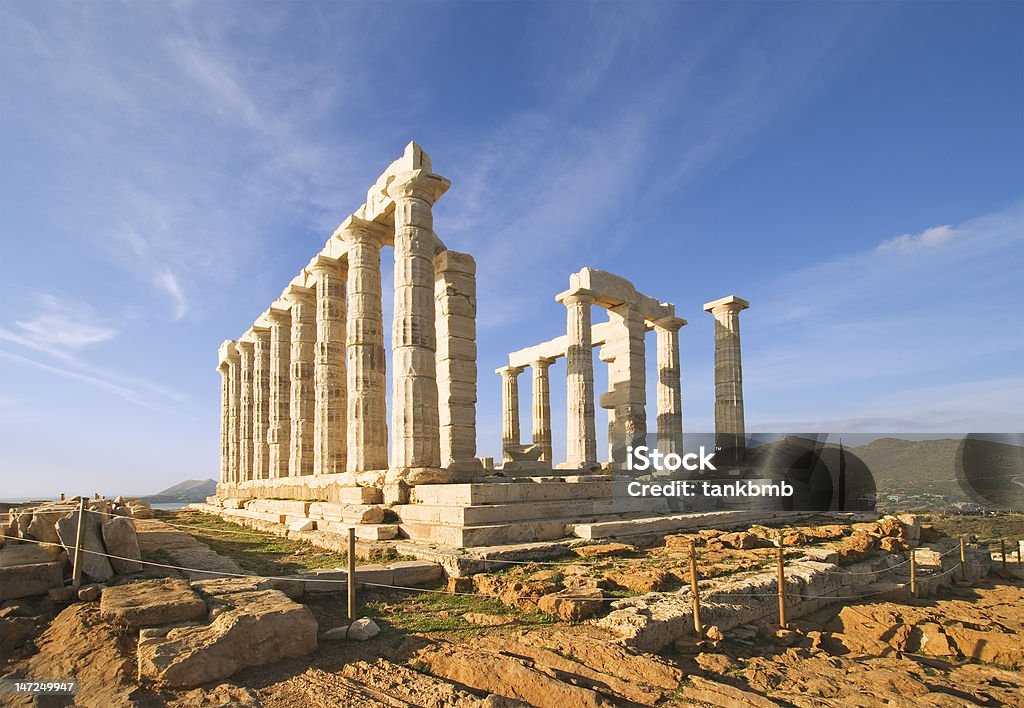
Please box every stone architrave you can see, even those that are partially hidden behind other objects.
[387,168,450,471]
[531,358,554,463]
[235,340,254,482]
[225,345,241,483]
[703,295,749,456]
[654,316,686,458]
[266,306,291,478]
[311,256,347,475]
[435,250,480,473]
[251,326,271,480]
[285,285,316,477]
[344,218,389,473]
[559,290,598,468]
[497,365,525,462]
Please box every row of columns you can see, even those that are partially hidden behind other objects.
[498,294,746,469]
[219,169,478,485]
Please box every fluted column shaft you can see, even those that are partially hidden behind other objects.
[313,258,347,475]
[435,251,479,470]
[655,317,685,457]
[531,359,553,463]
[251,327,271,480]
[704,296,749,456]
[226,352,241,483]
[218,362,230,484]
[497,366,524,462]
[236,341,254,482]
[346,223,388,472]
[267,308,291,478]
[605,303,647,467]
[561,291,597,467]
[388,170,448,470]
[287,288,316,476]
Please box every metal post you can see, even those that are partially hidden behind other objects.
[71,497,86,589]
[777,546,787,629]
[959,537,966,582]
[347,527,356,621]
[910,548,917,598]
[688,540,702,639]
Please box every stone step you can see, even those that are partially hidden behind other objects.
[410,480,639,506]
[395,496,668,525]
[573,510,812,540]
[247,499,312,516]
[400,519,572,547]
[223,509,286,524]
[317,521,399,541]
[294,559,442,592]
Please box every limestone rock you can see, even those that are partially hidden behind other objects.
[574,542,636,559]
[695,651,738,674]
[537,588,603,622]
[945,625,1024,667]
[463,612,514,626]
[0,616,35,657]
[719,532,772,550]
[100,578,207,628]
[101,517,144,573]
[322,625,349,641]
[402,467,455,486]
[347,617,380,641]
[78,584,103,602]
[26,507,68,545]
[0,561,64,601]
[137,589,317,688]
[56,511,113,582]
[607,569,671,593]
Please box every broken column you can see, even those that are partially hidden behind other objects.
[497,365,525,462]
[531,358,554,463]
[267,305,291,478]
[311,256,347,476]
[559,290,598,469]
[251,325,271,480]
[435,250,480,474]
[236,340,254,482]
[285,285,316,477]
[654,316,686,458]
[345,218,389,473]
[704,295,749,459]
[387,167,450,472]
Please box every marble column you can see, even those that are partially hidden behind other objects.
[497,365,524,462]
[286,285,316,477]
[216,342,233,485]
[604,303,647,468]
[531,358,554,463]
[435,250,479,472]
[387,169,450,471]
[559,290,598,468]
[344,218,389,473]
[251,325,271,480]
[703,295,749,457]
[267,305,291,478]
[225,345,240,483]
[236,340,254,482]
[311,256,347,476]
[654,316,686,458]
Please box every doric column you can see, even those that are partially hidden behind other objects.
[216,340,234,485]
[654,316,686,458]
[251,325,271,480]
[344,218,389,473]
[497,365,524,462]
[435,250,479,472]
[236,340,254,482]
[703,295,749,457]
[225,344,241,483]
[558,289,598,468]
[604,303,647,468]
[266,305,291,478]
[387,168,450,471]
[285,285,316,477]
[531,358,554,463]
[311,256,347,476]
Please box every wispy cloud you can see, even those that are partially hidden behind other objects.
[877,224,957,254]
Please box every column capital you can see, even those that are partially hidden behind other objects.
[267,303,291,323]
[218,339,239,368]
[703,295,749,316]
[251,323,271,339]
[309,254,346,279]
[653,316,687,332]
[386,169,451,204]
[282,284,315,306]
[234,340,254,356]
[530,357,556,370]
[339,215,391,247]
[556,288,597,306]
[495,364,526,377]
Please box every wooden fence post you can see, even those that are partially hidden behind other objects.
[910,548,917,598]
[71,497,86,589]
[959,537,966,582]
[347,528,357,621]
[689,540,702,639]
[777,546,787,629]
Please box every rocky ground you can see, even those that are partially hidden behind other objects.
[2,514,1022,707]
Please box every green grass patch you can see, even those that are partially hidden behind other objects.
[364,591,553,634]
[158,508,350,575]
[922,513,1024,546]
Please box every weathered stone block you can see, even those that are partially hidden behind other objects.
[0,561,64,601]
[100,579,207,628]
[101,517,143,573]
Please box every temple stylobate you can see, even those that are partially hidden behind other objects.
[217,142,481,497]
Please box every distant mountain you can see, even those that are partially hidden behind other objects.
[142,478,217,503]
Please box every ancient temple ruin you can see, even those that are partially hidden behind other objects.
[214,142,752,547]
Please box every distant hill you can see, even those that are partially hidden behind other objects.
[142,478,217,504]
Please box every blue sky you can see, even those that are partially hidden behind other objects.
[1,1,1021,497]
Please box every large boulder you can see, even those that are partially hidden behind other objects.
[100,578,207,628]
[537,588,604,622]
[101,517,144,573]
[0,561,64,601]
[56,511,113,582]
[26,506,69,545]
[137,589,317,688]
